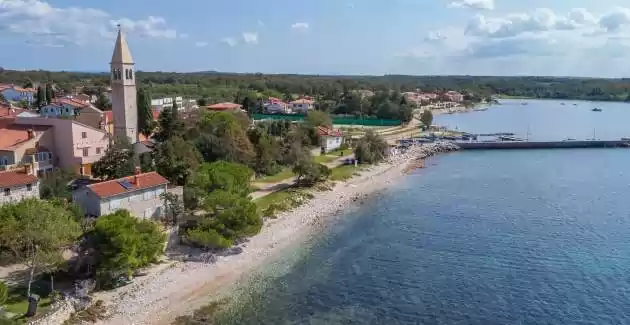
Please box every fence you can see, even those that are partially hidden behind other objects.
[252,114,402,126]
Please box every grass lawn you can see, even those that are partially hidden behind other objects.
[253,188,295,211]
[312,155,337,164]
[255,168,295,183]
[3,281,53,319]
[330,164,364,181]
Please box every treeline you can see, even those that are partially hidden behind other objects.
[5,69,630,102]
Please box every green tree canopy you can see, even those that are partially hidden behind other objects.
[420,109,433,127]
[152,105,184,143]
[86,210,166,285]
[137,88,156,138]
[92,136,137,180]
[305,110,332,128]
[39,168,77,201]
[153,136,202,186]
[354,130,388,164]
[192,111,254,165]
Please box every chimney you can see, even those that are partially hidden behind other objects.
[27,129,34,139]
[134,166,141,185]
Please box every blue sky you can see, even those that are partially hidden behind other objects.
[2,0,630,76]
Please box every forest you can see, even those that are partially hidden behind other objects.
[3,69,630,103]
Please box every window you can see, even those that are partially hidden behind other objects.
[0,157,7,166]
[82,148,89,157]
[156,187,165,197]
[81,132,87,139]
[129,69,133,80]
[96,147,102,155]
[109,199,121,210]
[27,184,32,191]
[143,190,155,201]
[144,208,152,218]
[3,188,9,196]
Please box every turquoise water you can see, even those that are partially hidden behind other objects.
[216,100,630,324]
[436,99,630,141]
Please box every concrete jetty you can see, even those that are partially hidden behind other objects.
[455,140,630,150]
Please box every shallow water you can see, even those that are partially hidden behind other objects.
[201,100,630,325]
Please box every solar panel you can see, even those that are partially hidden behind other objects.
[118,179,133,190]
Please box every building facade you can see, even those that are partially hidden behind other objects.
[1,86,35,104]
[317,126,344,153]
[72,171,169,218]
[0,122,55,177]
[0,166,40,205]
[110,27,138,143]
[13,117,109,176]
[290,99,314,113]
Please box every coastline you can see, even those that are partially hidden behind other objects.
[92,145,449,325]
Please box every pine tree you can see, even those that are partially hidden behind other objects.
[45,83,54,104]
[35,86,46,108]
[137,88,155,138]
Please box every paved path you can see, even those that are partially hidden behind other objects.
[250,154,355,200]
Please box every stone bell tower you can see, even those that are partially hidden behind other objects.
[110,26,138,143]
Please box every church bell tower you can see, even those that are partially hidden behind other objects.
[110,26,138,143]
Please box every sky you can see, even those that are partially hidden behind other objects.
[3,0,630,77]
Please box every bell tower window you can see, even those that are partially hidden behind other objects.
[129,69,133,80]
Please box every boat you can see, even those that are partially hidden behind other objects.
[592,108,603,112]
[562,138,577,141]
[561,103,566,105]
[474,106,488,112]
[573,103,578,106]
[521,101,528,106]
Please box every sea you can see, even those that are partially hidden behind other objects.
[203,99,630,325]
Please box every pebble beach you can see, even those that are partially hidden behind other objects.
[92,143,458,325]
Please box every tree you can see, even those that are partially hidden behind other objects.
[247,127,282,176]
[293,161,331,186]
[153,136,202,186]
[92,137,137,180]
[0,281,7,306]
[137,88,156,138]
[45,83,54,104]
[152,105,184,143]
[85,210,165,286]
[39,169,78,201]
[22,80,33,89]
[0,199,81,297]
[35,86,46,108]
[94,93,111,111]
[420,109,433,127]
[0,93,6,103]
[193,111,254,165]
[196,98,208,107]
[305,110,332,128]
[354,130,388,164]
[161,192,185,226]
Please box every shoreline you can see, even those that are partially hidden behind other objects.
[92,145,451,325]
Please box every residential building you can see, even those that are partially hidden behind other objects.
[0,120,55,177]
[206,102,244,111]
[13,117,109,176]
[264,98,291,114]
[151,97,185,111]
[72,170,169,218]
[290,99,314,113]
[0,165,39,205]
[445,91,464,103]
[1,86,35,104]
[40,98,105,129]
[0,103,24,119]
[110,27,138,143]
[317,126,343,153]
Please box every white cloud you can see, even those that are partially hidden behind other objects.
[221,37,237,47]
[599,8,630,32]
[195,41,208,47]
[449,0,494,11]
[242,32,258,44]
[0,0,180,46]
[291,22,309,30]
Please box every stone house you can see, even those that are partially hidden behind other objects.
[0,165,40,205]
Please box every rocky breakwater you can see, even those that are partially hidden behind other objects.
[401,142,460,174]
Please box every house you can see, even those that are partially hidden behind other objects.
[0,165,40,205]
[206,102,244,111]
[151,97,185,111]
[0,103,24,119]
[1,86,35,104]
[316,126,343,153]
[0,121,56,177]
[13,116,109,176]
[290,99,314,113]
[72,169,169,218]
[40,98,105,130]
[264,98,291,114]
[445,91,464,103]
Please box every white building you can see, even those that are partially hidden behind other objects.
[110,27,138,143]
[72,170,169,218]
[290,99,314,113]
[317,126,344,153]
[0,165,40,205]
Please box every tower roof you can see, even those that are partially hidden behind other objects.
[111,27,134,65]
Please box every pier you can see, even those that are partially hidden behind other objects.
[455,140,630,150]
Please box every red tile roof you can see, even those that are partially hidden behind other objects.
[0,123,51,150]
[206,102,243,111]
[316,126,343,137]
[0,104,24,118]
[0,169,38,188]
[290,99,314,105]
[87,171,169,199]
[54,98,89,108]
